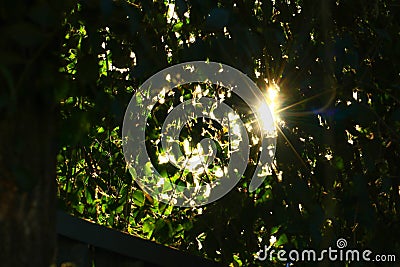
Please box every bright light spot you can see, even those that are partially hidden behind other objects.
[158,152,169,164]
[231,123,242,137]
[130,51,137,66]
[266,83,281,119]
[214,167,224,178]
[353,90,358,101]
[268,84,279,101]
[186,154,205,174]
[184,139,216,175]
[257,102,275,133]
[277,170,283,182]
[184,11,190,18]
[257,81,283,132]
[228,112,239,121]
[269,235,277,245]
[193,84,202,98]
[183,139,191,155]
[251,135,260,145]
[156,178,164,187]
[167,4,178,23]
[158,88,166,104]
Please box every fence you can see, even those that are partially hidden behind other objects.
[57,211,221,267]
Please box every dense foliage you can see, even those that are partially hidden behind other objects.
[52,0,400,266]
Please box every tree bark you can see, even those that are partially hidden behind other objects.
[0,100,57,266]
[0,1,63,266]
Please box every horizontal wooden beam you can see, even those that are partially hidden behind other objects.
[56,211,221,267]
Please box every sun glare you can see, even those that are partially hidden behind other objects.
[257,81,282,133]
[257,102,275,133]
[266,82,281,120]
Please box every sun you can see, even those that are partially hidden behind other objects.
[266,82,281,121]
[257,81,282,133]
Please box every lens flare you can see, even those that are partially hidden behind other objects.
[258,82,282,132]
[266,82,281,121]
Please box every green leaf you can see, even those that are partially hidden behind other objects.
[142,217,155,237]
[173,21,183,32]
[75,203,85,214]
[116,204,124,214]
[132,190,145,207]
[271,225,281,235]
[276,234,288,247]
[85,188,93,204]
[334,156,344,170]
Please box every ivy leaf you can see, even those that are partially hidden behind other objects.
[132,190,145,207]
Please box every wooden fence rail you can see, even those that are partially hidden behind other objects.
[56,211,221,267]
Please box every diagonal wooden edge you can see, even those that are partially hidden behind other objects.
[56,210,221,267]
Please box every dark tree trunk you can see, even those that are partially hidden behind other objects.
[0,100,57,266]
[0,1,65,266]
